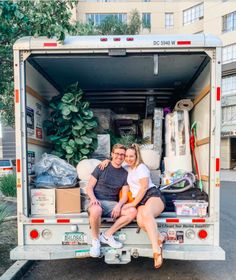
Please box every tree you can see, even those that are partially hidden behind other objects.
[73,9,142,36]
[127,9,141,35]
[0,0,78,127]
[96,9,141,35]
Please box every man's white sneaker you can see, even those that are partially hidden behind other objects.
[100,233,123,249]
[89,238,101,258]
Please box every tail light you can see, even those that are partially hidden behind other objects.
[198,229,208,239]
[30,229,39,240]
[3,167,13,171]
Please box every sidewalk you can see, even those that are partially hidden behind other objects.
[220,169,236,182]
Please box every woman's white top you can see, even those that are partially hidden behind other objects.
[124,163,155,198]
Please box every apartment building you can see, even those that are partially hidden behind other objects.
[73,0,236,169]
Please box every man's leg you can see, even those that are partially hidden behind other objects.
[105,207,137,237]
[88,204,102,257]
[88,204,102,239]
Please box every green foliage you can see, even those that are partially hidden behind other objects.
[73,9,141,36]
[0,203,9,226]
[127,9,141,35]
[96,10,141,35]
[0,174,17,197]
[44,82,98,166]
[0,0,78,127]
[72,21,98,36]
[96,16,128,35]
[107,131,150,148]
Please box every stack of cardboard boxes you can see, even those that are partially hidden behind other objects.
[31,188,81,216]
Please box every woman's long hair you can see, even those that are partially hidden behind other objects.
[127,143,144,168]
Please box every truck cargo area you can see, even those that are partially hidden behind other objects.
[25,49,211,210]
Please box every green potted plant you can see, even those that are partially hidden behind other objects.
[44,82,98,166]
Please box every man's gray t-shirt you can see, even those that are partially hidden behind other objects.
[92,163,128,201]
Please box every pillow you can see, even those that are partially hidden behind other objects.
[76,159,101,181]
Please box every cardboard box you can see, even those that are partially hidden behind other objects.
[31,188,55,216]
[56,188,81,214]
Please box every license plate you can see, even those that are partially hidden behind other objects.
[75,249,90,258]
[62,232,87,245]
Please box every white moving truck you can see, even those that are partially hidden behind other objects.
[11,35,225,263]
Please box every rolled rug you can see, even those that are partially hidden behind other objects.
[174,99,193,111]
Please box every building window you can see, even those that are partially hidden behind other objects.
[165,13,174,28]
[86,13,127,26]
[183,3,204,26]
[222,75,236,96]
[142,13,151,29]
[143,0,151,2]
[223,44,236,64]
[222,12,236,33]
[222,106,236,124]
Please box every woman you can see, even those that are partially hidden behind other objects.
[100,144,166,269]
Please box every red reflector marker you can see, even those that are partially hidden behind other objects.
[113,38,121,41]
[100,38,108,42]
[57,219,70,224]
[217,87,221,101]
[216,158,220,172]
[43,42,57,47]
[166,218,179,223]
[16,159,21,173]
[15,89,19,103]
[177,41,191,45]
[30,229,39,239]
[126,37,134,41]
[3,167,13,171]
[198,229,208,239]
[31,219,44,224]
[192,219,206,223]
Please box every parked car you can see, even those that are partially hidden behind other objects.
[0,159,16,178]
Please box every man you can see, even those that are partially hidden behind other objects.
[86,143,137,258]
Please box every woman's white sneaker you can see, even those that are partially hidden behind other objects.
[100,233,123,249]
[90,238,101,258]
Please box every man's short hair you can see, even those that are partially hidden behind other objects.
[112,143,126,153]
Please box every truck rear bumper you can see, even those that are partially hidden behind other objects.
[11,244,225,262]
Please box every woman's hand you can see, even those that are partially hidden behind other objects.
[98,159,110,170]
[111,203,122,219]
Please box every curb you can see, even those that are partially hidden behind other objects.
[2,197,17,203]
[3,216,17,222]
[0,260,34,280]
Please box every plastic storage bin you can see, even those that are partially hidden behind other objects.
[174,200,208,217]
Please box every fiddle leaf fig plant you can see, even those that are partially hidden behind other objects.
[43,82,98,165]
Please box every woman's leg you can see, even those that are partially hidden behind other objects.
[136,205,146,231]
[137,197,164,267]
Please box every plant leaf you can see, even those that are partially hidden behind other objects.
[80,148,90,155]
[66,146,73,154]
[62,106,71,116]
[61,93,75,104]
[48,135,61,141]
[69,105,78,112]
[81,136,92,144]
[75,138,84,145]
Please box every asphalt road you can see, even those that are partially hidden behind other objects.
[22,181,235,280]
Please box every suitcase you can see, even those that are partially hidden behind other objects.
[163,187,208,212]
